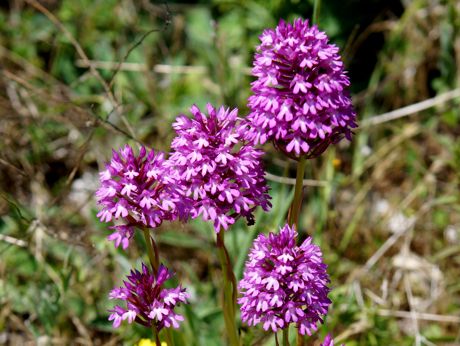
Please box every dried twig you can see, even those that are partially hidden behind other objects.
[362,88,460,127]
[377,309,460,323]
[363,217,415,272]
[404,274,422,346]
[0,234,27,247]
[108,1,172,89]
[24,0,117,106]
[264,172,329,187]
[0,158,27,177]
[76,60,208,74]
[1,69,143,145]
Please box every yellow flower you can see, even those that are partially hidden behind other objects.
[332,158,341,168]
[137,339,167,346]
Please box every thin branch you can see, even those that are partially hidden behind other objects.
[24,0,117,106]
[361,88,460,127]
[0,234,27,247]
[1,69,143,145]
[0,158,28,177]
[404,274,421,346]
[363,217,416,272]
[377,309,460,323]
[265,171,329,187]
[108,2,172,88]
[94,110,145,145]
[76,60,207,74]
[0,192,33,224]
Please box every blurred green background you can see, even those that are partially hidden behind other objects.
[1,0,460,345]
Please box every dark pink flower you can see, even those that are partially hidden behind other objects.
[238,224,331,335]
[108,263,189,330]
[167,104,271,232]
[96,145,187,249]
[245,19,357,158]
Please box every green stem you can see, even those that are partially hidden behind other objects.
[216,231,239,346]
[313,0,321,25]
[287,157,307,346]
[142,228,159,273]
[288,156,307,228]
[164,328,175,346]
[152,325,161,346]
[283,328,290,346]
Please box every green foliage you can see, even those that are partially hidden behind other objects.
[1,0,460,345]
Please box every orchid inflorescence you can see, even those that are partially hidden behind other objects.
[95,18,355,346]
[245,18,356,159]
[238,224,331,335]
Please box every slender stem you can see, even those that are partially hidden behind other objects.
[296,334,303,346]
[313,0,321,25]
[275,332,280,346]
[164,328,175,346]
[142,228,159,272]
[287,157,307,346]
[283,328,290,346]
[152,325,161,346]
[287,156,307,227]
[216,231,239,346]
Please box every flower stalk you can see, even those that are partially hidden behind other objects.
[216,231,239,346]
[152,325,162,346]
[287,156,307,228]
[313,0,321,25]
[143,228,159,273]
[283,328,290,346]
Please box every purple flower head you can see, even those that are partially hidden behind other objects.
[245,18,357,159]
[108,263,189,330]
[96,145,187,249]
[167,104,271,232]
[238,224,331,335]
[321,334,345,346]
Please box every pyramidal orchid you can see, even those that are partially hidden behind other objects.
[245,18,357,159]
[238,224,331,335]
[167,103,271,232]
[96,145,187,249]
[108,263,189,330]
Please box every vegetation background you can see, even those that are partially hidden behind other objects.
[1,0,459,345]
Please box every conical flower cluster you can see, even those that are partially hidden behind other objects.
[245,18,357,158]
[95,145,186,248]
[108,263,189,330]
[238,224,331,335]
[167,103,271,232]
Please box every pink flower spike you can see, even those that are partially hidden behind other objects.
[245,18,357,158]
